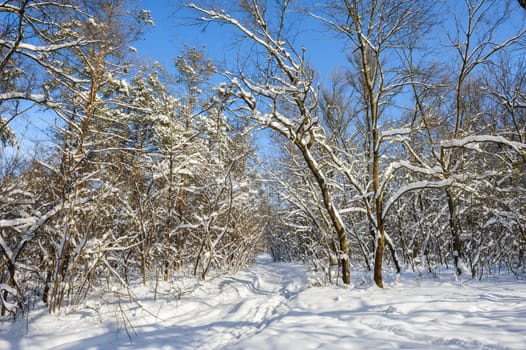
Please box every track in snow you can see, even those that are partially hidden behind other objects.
[2,255,525,350]
[144,255,308,350]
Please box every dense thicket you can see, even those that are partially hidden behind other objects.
[0,0,266,317]
[1,0,525,318]
[189,0,526,286]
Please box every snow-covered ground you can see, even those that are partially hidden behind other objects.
[1,255,525,349]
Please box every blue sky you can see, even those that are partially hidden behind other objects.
[133,0,526,90]
[5,0,525,159]
[133,1,347,80]
[131,0,350,158]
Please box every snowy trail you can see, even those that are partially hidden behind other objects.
[1,256,526,349]
[1,255,308,350]
[140,255,307,350]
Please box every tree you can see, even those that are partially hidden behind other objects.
[189,0,352,285]
[408,0,526,275]
[313,0,526,284]
[0,1,89,146]
[0,0,154,315]
[310,0,441,287]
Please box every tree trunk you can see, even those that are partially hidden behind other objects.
[301,144,351,284]
[42,269,52,304]
[0,262,16,316]
[446,188,462,275]
[372,121,385,288]
[386,232,402,274]
[374,224,385,288]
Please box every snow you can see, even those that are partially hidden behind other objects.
[0,217,38,228]
[380,127,411,143]
[441,135,526,153]
[1,255,525,349]
[87,18,98,27]
[382,178,454,218]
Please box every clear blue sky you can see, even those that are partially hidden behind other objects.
[132,0,348,159]
[6,0,525,158]
[132,1,525,86]
[133,0,347,80]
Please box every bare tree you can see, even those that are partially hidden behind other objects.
[413,0,526,275]
[310,0,440,287]
[188,1,353,284]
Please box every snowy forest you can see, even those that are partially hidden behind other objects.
[1,0,525,321]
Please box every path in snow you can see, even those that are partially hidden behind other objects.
[1,255,308,350]
[135,255,308,349]
[1,256,525,349]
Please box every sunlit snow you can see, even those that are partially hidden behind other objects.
[1,255,525,350]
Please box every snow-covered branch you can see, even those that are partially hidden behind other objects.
[0,217,38,229]
[187,3,300,76]
[382,179,454,219]
[0,38,90,54]
[0,91,60,108]
[441,135,526,154]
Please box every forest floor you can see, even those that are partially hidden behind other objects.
[1,255,525,349]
